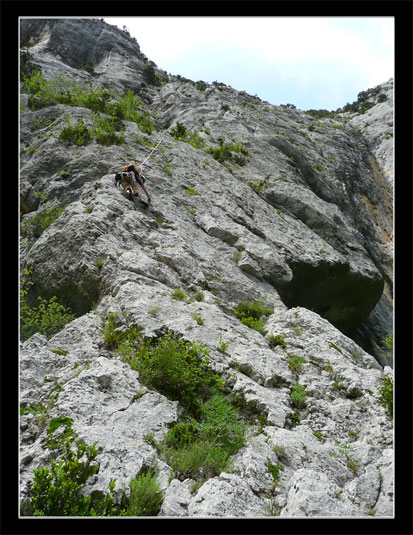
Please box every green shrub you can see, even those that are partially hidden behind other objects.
[170,122,187,140]
[91,113,124,145]
[142,62,163,86]
[234,300,273,333]
[23,72,109,112]
[20,49,41,81]
[28,432,122,516]
[159,392,245,480]
[21,295,76,342]
[118,331,224,415]
[266,460,284,486]
[378,375,393,418]
[383,334,393,357]
[106,320,246,484]
[248,176,269,194]
[184,187,199,196]
[59,117,93,146]
[20,269,76,341]
[287,355,306,373]
[127,466,163,516]
[22,72,154,133]
[192,312,204,325]
[234,300,273,321]
[102,312,142,350]
[195,80,208,92]
[21,203,65,241]
[290,383,307,409]
[20,403,48,429]
[267,334,286,349]
[109,91,154,134]
[205,140,250,166]
[184,129,205,149]
[172,288,187,301]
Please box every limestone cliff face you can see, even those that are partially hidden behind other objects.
[19,19,393,518]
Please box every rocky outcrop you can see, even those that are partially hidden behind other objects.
[19,18,393,518]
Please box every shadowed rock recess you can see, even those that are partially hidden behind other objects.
[19,19,393,518]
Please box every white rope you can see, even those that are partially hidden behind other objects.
[138,133,166,174]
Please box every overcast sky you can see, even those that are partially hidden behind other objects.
[104,17,394,111]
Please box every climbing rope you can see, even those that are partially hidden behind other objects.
[138,133,166,174]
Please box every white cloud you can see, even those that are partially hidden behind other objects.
[104,16,394,110]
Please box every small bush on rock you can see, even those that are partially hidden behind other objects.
[127,466,163,516]
[290,383,307,409]
[21,203,65,241]
[378,375,393,419]
[287,355,306,373]
[91,113,125,145]
[116,330,224,415]
[159,392,246,481]
[27,431,123,516]
[20,269,76,341]
[170,122,187,140]
[59,117,93,146]
[234,300,273,333]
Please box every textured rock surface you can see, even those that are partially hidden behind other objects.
[19,19,393,518]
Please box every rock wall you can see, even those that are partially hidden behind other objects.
[19,18,393,518]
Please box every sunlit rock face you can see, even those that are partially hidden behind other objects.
[19,18,393,518]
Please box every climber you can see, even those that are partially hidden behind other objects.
[114,164,151,204]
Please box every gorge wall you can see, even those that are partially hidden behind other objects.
[19,18,394,518]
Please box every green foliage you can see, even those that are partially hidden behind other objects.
[248,176,270,194]
[289,383,307,409]
[102,318,246,487]
[159,392,245,481]
[266,459,284,486]
[378,375,393,419]
[127,466,163,516]
[234,300,273,333]
[287,355,306,373]
[313,430,327,442]
[233,251,242,264]
[329,342,343,353]
[267,334,286,349]
[21,295,76,342]
[330,441,358,475]
[205,140,250,166]
[20,269,76,341]
[383,334,393,357]
[192,312,204,325]
[170,122,187,140]
[91,113,125,145]
[170,122,205,149]
[29,432,122,516]
[20,49,41,81]
[42,416,74,449]
[23,72,109,111]
[195,80,208,92]
[102,312,142,350]
[20,403,48,429]
[217,336,231,353]
[187,129,206,149]
[184,186,199,195]
[142,62,163,86]
[172,288,187,301]
[117,330,224,415]
[21,203,65,241]
[115,91,154,134]
[59,117,93,146]
[22,72,154,134]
